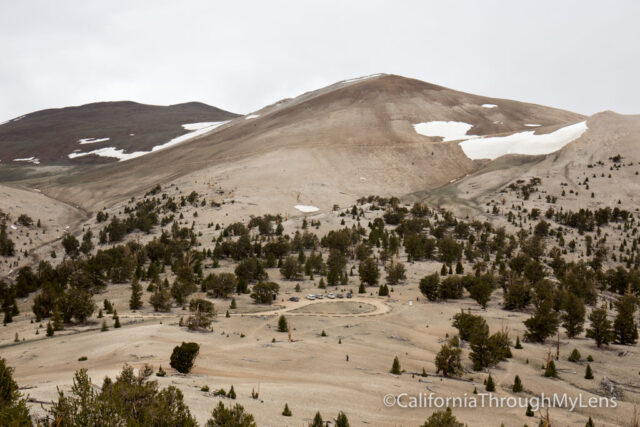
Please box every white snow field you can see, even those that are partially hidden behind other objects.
[68,147,148,161]
[294,205,319,213]
[413,121,477,142]
[524,124,541,127]
[458,121,587,160]
[68,121,228,161]
[245,114,260,120]
[482,104,498,108]
[78,137,110,144]
[342,73,382,84]
[13,157,40,164]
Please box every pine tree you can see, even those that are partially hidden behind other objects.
[228,385,236,399]
[525,404,534,417]
[514,336,523,349]
[129,277,143,310]
[585,416,594,427]
[485,374,495,391]
[46,321,54,337]
[156,365,166,377]
[114,316,121,328]
[568,348,581,362]
[230,298,237,309]
[524,282,559,343]
[277,315,288,332]
[435,343,462,377]
[544,360,557,378]
[358,283,366,294]
[390,356,401,375]
[282,403,292,416]
[562,293,586,338]
[101,320,108,331]
[441,263,448,276]
[586,303,613,347]
[52,305,64,331]
[585,364,594,379]
[336,411,350,427]
[613,295,638,345]
[311,411,323,427]
[512,375,523,392]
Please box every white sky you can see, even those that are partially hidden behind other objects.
[1,1,639,122]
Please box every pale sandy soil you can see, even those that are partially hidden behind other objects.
[1,202,637,426]
[2,112,640,426]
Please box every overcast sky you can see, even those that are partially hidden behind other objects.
[1,1,639,122]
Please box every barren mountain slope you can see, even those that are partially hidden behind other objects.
[33,74,584,212]
[0,101,239,165]
[421,111,640,218]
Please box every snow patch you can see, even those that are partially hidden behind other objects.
[482,104,498,108]
[78,137,110,144]
[69,121,229,161]
[1,115,26,126]
[68,147,148,161]
[181,122,224,131]
[413,121,477,142]
[458,121,587,160]
[342,73,382,84]
[294,205,319,213]
[245,114,260,120]
[10,225,17,230]
[524,124,541,127]
[13,157,40,164]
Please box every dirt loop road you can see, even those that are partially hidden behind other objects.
[244,296,392,318]
[118,296,392,320]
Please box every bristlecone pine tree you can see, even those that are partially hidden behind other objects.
[613,294,638,345]
[514,336,523,349]
[586,303,614,347]
[277,315,288,332]
[336,411,350,427]
[561,293,586,338]
[311,411,324,427]
[129,277,143,310]
[435,343,462,377]
[512,375,523,392]
[544,360,557,378]
[421,407,464,427]
[390,356,402,375]
[46,322,54,337]
[282,403,292,416]
[568,348,581,362]
[585,364,594,380]
[525,404,534,417]
[485,374,495,391]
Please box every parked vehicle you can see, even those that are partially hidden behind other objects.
[315,294,324,299]
[346,292,353,299]
[337,293,344,299]
[327,293,335,299]
[306,294,316,300]
[289,296,300,302]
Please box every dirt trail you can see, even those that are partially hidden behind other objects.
[117,297,392,321]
